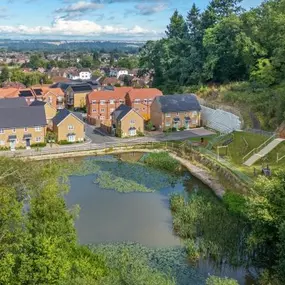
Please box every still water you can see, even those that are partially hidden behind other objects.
[65,154,256,285]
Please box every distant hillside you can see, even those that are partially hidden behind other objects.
[0,39,144,53]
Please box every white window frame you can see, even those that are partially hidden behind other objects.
[68,135,76,143]
[101,108,105,112]
[68,125,74,130]
[109,99,115,104]
[100,116,105,120]
[165,113,171,118]
[134,99,141,103]
[35,137,42,142]
[92,100,96,104]
[35,126,42,132]
[92,109,97,113]
[100,100,106,105]
[130,120,135,124]
[24,127,28,132]
[12,128,16,133]
[0,128,4,134]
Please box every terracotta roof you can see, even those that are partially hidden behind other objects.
[101,77,122,85]
[87,87,132,103]
[127,88,163,100]
[0,88,20,99]
[52,76,72,83]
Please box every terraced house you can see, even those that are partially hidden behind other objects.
[125,88,163,120]
[86,87,132,126]
[66,84,93,109]
[150,94,201,131]
[0,98,47,150]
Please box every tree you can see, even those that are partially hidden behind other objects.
[0,66,10,82]
[166,10,188,39]
[80,55,93,68]
[250,58,276,86]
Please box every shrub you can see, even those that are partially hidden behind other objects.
[185,239,200,263]
[171,127,178,132]
[137,130,145,137]
[179,127,186,131]
[206,276,239,285]
[0,146,9,151]
[223,191,246,216]
[31,142,47,148]
[58,140,73,145]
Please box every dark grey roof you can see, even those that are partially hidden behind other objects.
[113,104,132,121]
[70,84,93,93]
[0,97,28,108]
[155,94,201,113]
[30,100,46,107]
[0,106,47,129]
[52,109,83,126]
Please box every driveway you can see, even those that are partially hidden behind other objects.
[85,123,119,143]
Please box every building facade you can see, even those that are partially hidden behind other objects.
[150,94,201,131]
[125,88,163,121]
[52,109,85,143]
[112,105,144,137]
[66,84,93,109]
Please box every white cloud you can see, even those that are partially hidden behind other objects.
[56,1,104,13]
[0,18,161,38]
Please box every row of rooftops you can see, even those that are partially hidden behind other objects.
[0,97,81,129]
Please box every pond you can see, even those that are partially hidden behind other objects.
[65,153,256,285]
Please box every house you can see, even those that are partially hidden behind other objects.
[100,77,123,87]
[112,104,144,137]
[65,84,93,109]
[125,88,163,120]
[109,68,128,78]
[52,109,85,143]
[0,98,47,150]
[86,87,133,126]
[150,94,202,131]
[30,100,57,127]
[67,68,92,80]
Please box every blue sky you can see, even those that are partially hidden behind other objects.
[0,0,263,40]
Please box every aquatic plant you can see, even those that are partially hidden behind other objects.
[143,152,181,173]
[170,190,251,267]
[90,242,205,285]
[95,171,154,193]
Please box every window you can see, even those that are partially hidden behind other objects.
[35,137,42,142]
[176,112,179,116]
[48,96,52,103]
[24,127,28,132]
[35,126,42,132]
[101,108,105,112]
[192,111,198,116]
[12,128,16,133]
[100,100,106,105]
[100,116,105,120]
[109,99,115,104]
[68,125,74,130]
[130,120,135,124]
[68,135,76,142]
[142,107,146,111]
[144,99,148,103]
[165,122,171,127]
[0,128,4,134]
[92,109,97,113]
[0,140,4,146]
[92,100,96,104]
[119,100,124,104]
[148,99,153,103]
[134,99,141,103]
[165,113,171,117]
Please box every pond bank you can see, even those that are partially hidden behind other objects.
[26,147,226,198]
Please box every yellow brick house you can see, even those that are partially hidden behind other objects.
[52,109,85,143]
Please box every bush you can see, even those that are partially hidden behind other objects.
[58,140,73,145]
[223,191,246,216]
[137,131,145,137]
[179,127,186,131]
[206,276,238,285]
[0,146,9,151]
[31,142,47,148]
[171,127,177,132]
[185,239,200,262]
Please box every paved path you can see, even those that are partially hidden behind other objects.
[0,128,215,158]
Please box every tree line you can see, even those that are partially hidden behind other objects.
[139,0,285,93]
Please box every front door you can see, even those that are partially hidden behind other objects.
[26,139,31,148]
[10,140,16,151]
[68,135,76,142]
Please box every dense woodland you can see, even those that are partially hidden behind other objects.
[139,0,285,130]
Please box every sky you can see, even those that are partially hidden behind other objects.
[0,0,263,41]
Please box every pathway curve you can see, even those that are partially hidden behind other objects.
[169,152,225,198]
